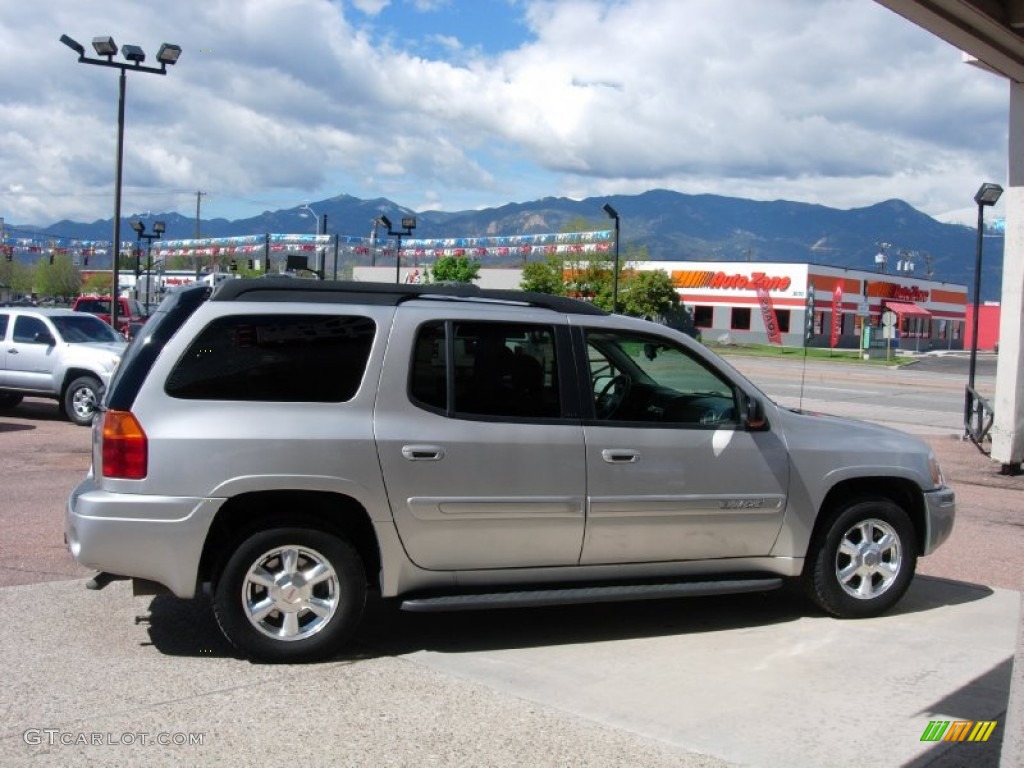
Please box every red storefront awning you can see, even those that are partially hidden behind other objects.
[884,300,931,317]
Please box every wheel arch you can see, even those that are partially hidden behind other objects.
[807,477,927,563]
[59,367,101,398]
[199,490,382,591]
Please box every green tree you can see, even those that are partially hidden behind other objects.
[618,269,679,319]
[520,255,566,295]
[429,255,481,283]
[0,259,34,298]
[35,254,82,300]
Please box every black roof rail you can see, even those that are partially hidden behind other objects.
[210,278,608,316]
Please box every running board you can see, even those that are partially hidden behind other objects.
[400,577,783,613]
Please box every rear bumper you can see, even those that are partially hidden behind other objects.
[922,486,956,556]
[66,475,222,598]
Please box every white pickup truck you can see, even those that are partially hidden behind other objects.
[0,306,126,425]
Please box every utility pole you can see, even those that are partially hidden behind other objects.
[195,190,206,278]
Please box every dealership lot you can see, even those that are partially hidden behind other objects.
[1,353,1021,767]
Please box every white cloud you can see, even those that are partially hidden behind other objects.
[0,0,1010,227]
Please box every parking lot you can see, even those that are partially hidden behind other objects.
[1,353,1022,767]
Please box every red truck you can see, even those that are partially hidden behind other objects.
[72,296,149,339]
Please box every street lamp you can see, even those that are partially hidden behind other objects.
[130,220,165,308]
[300,203,327,278]
[603,203,621,313]
[60,33,181,331]
[379,215,416,283]
[965,182,1003,437]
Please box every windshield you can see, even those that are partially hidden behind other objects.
[50,314,123,343]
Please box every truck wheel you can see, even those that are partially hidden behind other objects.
[63,376,102,426]
[805,498,917,618]
[0,393,24,409]
[213,528,366,663]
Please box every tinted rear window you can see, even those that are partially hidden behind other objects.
[165,314,375,402]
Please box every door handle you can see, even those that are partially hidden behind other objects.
[401,445,445,461]
[601,449,639,463]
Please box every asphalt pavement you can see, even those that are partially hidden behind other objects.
[0,358,1021,767]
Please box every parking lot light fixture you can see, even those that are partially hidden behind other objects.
[130,220,164,307]
[603,203,621,313]
[156,44,182,65]
[965,182,1003,437]
[60,32,181,331]
[92,36,117,57]
[381,215,416,283]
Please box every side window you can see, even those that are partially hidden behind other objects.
[731,307,751,331]
[776,309,791,334]
[165,314,375,402]
[0,314,8,340]
[585,329,738,426]
[409,320,561,419]
[693,305,713,328]
[12,315,50,344]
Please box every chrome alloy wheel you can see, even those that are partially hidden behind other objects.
[71,385,97,420]
[242,545,339,641]
[835,518,902,600]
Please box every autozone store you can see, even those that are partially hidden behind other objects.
[633,261,968,351]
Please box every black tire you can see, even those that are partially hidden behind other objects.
[62,375,102,426]
[213,527,366,663]
[0,393,24,409]
[804,498,917,618]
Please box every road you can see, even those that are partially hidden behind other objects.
[722,351,996,436]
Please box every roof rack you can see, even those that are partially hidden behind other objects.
[210,278,608,316]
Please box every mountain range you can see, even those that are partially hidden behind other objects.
[19,189,1006,301]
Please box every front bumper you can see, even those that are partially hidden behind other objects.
[922,486,956,556]
[66,474,222,598]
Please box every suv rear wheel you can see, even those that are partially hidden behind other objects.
[213,527,366,662]
[63,375,102,426]
[805,498,917,618]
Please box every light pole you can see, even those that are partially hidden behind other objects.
[603,203,621,313]
[379,215,416,283]
[195,190,206,278]
[300,203,324,279]
[965,182,1003,436]
[60,33,181,332]
[130,220,165,308]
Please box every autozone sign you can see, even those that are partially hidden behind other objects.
[866,281,930,302]
[671,270,793,292]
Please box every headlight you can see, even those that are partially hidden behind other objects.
[928,453,945,488]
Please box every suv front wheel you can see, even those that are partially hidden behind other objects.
[805,498,917,618]
[213,527,367,662]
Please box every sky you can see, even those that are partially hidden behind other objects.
[0,0,1011,231]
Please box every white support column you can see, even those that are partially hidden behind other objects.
[992,80,1024,471]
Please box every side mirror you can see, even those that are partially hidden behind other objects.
[738,394,768,430]
[35,331,56,346]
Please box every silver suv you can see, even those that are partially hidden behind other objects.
[0,307,126,425]
[67,279,955,662]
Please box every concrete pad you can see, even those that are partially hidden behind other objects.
[0,575,1016,767]
[0,579,726,767]
[371,577,1017,767]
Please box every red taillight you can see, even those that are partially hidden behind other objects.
[101,410,148,479]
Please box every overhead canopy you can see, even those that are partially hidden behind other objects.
[884,300,932,316]
[876,1,1024,82]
